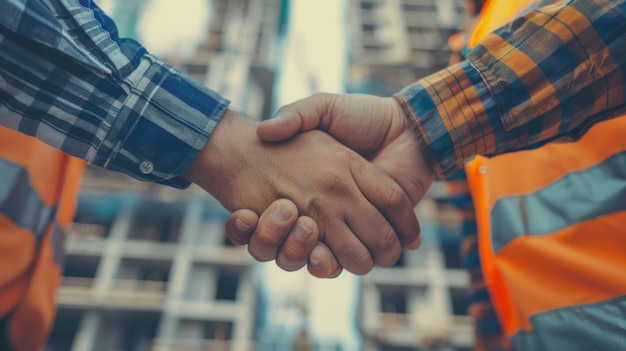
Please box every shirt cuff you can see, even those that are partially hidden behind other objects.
[91,55,229,188]
[394,60,502,178]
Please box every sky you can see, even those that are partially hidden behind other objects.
[137,0,212,59]
[97,0,212,59]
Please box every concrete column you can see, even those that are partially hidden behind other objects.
[157,200,203,341]
[413,219,450,335]
[231,269,255,351]
[92,212,131,303]
[70,311,100,351]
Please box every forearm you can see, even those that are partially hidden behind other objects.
[396,0,626,178]
[0,0,229,187]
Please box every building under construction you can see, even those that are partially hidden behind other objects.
[45,0,474,350]
[44,0,285,350]
[348,0,467,95]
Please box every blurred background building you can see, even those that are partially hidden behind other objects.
[44,0,472,350]
[347,0,466,95]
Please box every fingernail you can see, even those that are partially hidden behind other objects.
[309,245,325,266]
[294,222,312,241]
[272,204,293,222]
[235,217,252,232]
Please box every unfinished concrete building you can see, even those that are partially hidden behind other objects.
[359,212,473,351]
[348,0,467,95]
[44,0,285,350]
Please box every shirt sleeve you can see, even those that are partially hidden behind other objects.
[395,0,626,178]
[0,0,229,187]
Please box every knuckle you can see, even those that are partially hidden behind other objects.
[384,183,406,209]
[337,246,373,275]
[254,229,283,251]
[281,242,308,264]
[374,226,401,267]
[351,250,375,275]
[379,225,400,252]
[320,169,352,195]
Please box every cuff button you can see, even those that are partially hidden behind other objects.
[139,161,154,174]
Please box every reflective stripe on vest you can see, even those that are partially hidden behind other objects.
[0,158,55,240]
[511,294,626,350]
[467,117,626,351]
[50,222,66,267]
[490,150,626,252]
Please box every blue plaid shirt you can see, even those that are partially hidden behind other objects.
[0,0,229,187]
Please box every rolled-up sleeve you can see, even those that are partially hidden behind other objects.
[0,0,229,187]
[396,0,626,178]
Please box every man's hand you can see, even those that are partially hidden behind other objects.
[225,202,341,278]
[225,93,435,277]
[183,109,421,275]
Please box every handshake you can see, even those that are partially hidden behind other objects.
[183,93,435,278]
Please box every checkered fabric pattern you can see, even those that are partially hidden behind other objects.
[396,0,626,178]
[0,0,230,187]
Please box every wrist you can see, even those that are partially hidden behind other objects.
[183,109,256,195]
[392,93,443,178]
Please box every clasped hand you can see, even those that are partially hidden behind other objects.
[184,93,434,278]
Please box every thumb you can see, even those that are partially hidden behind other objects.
[257,113,305,142]
[257,93,335,142]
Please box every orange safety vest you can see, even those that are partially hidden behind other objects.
[0,126,85,351]
[467,0,547,49]
[465,1,626,349]
[466,117,626,350]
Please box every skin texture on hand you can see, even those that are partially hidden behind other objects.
[183,109,421,275]
[226,93,436,278]
[224,200,339,277]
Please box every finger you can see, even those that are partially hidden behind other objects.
[257,114,306,142]
[322,221,374,275]
[342,189,403,267]
[247,199,298,262]
[257,93,334,142]
[406,234,422,250]
[225,209,259,246]
[351,157,421,248]
[307,242,342,278]
[275,217,319,272]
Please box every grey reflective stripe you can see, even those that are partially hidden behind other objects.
[490,151,626,252]
[50,222,66,266]
[511,294,626,351]
[0,158,54,239]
